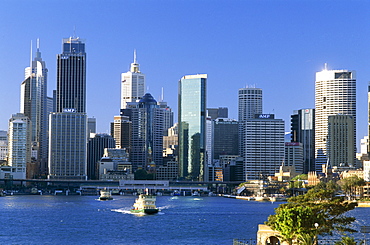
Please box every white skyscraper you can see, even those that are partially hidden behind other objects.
[238,87,262,157]
[121,51,146,109]
[7,113,31,179]
[315,68,356,168]
[20,39,48,176]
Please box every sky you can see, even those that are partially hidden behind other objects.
[1,0,370,150]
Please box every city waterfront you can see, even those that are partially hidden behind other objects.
[1,195,370,245]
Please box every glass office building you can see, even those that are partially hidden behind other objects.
[178,74,207,180]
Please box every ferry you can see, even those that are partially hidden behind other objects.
[99,189,113,201]
[131,193,159,214]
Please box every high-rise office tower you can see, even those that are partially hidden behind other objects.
[290,109,315,173]
[111,115,131,150]
[213,118,239,159]
[7,113,31,179]
[207,107,228,120]
[327,115,355,167]
[315,68,356,168]
[130,93,164,170]
[87,133,115,180]
[48,37,87,180]
[121,51,146,109]
[157,101,174,136]
[87,117,96,135]
[284,142,304,174]
[238,87,262,157]
[244,114,285,180]
[0,130,7,161]
[205,116,213,169]
[178,74,207,180]
[20,39,48,176]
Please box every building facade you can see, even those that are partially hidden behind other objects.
[178,74,207,180]
[48,37,88,180]
[87,133,115,180]
[111,114,131,151]
[121,51,146,109]
[290,108,315,173]
[327,114,355,167]
[130,93,164,170]
[207,107,228,120]
[20,40,49,176]
[238,87,263,157]
[284,142,304,174]
[7,113,31,179]
[315,68,356,168]
[213,118,239,159]
[0,130,8,161]
[244,114,285,180]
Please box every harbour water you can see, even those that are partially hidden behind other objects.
[1,195,370,245]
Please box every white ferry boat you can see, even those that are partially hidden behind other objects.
[131,194,159,214]
[99,189,113,201]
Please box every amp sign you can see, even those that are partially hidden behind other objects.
[63,108,76,113]
[255,114,274,119]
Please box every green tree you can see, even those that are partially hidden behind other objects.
[292,174,308,181]
[338,176,365,200]
[266,182,357,245]
[334,236,357,245]
[297,233,314,245]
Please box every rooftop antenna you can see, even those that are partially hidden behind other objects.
[324,63,328,70]
[73,26,77,38]
[161,87,164,101]
[30,40,33,68]
[134,49,137,64]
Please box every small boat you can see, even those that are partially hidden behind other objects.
[171,190,181,196]
[99,189,113,201]
[192,191,200,196]
[131,194,159,214]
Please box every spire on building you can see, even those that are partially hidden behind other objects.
[35,38,41,60]
[130,49,140,73]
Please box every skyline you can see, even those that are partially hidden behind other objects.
[1,1,370,149]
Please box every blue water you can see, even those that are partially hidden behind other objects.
[1,195,369,244]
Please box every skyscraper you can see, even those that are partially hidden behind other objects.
[290,108,315,173]
[213,118,239,159]
[48,37,88,180]
[315,68,356,168]
[130,93,164,170]
[244,114,285,180]
[20,39,48,176]
[178,74,207,180]
[0,130,7,161]
[7,113,31,179]
[238,87,262,157]
[111,114,131,151]
[121,51,146,109]
[327,114,355,167]
[157,101,174,136]
[87,133,115,180]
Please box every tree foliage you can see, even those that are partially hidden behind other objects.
[337,176,365,200]
[334,236,357,245]
[266,182,357,244]
[292,174,308,181]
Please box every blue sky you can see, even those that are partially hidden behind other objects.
[1,0,369,148]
